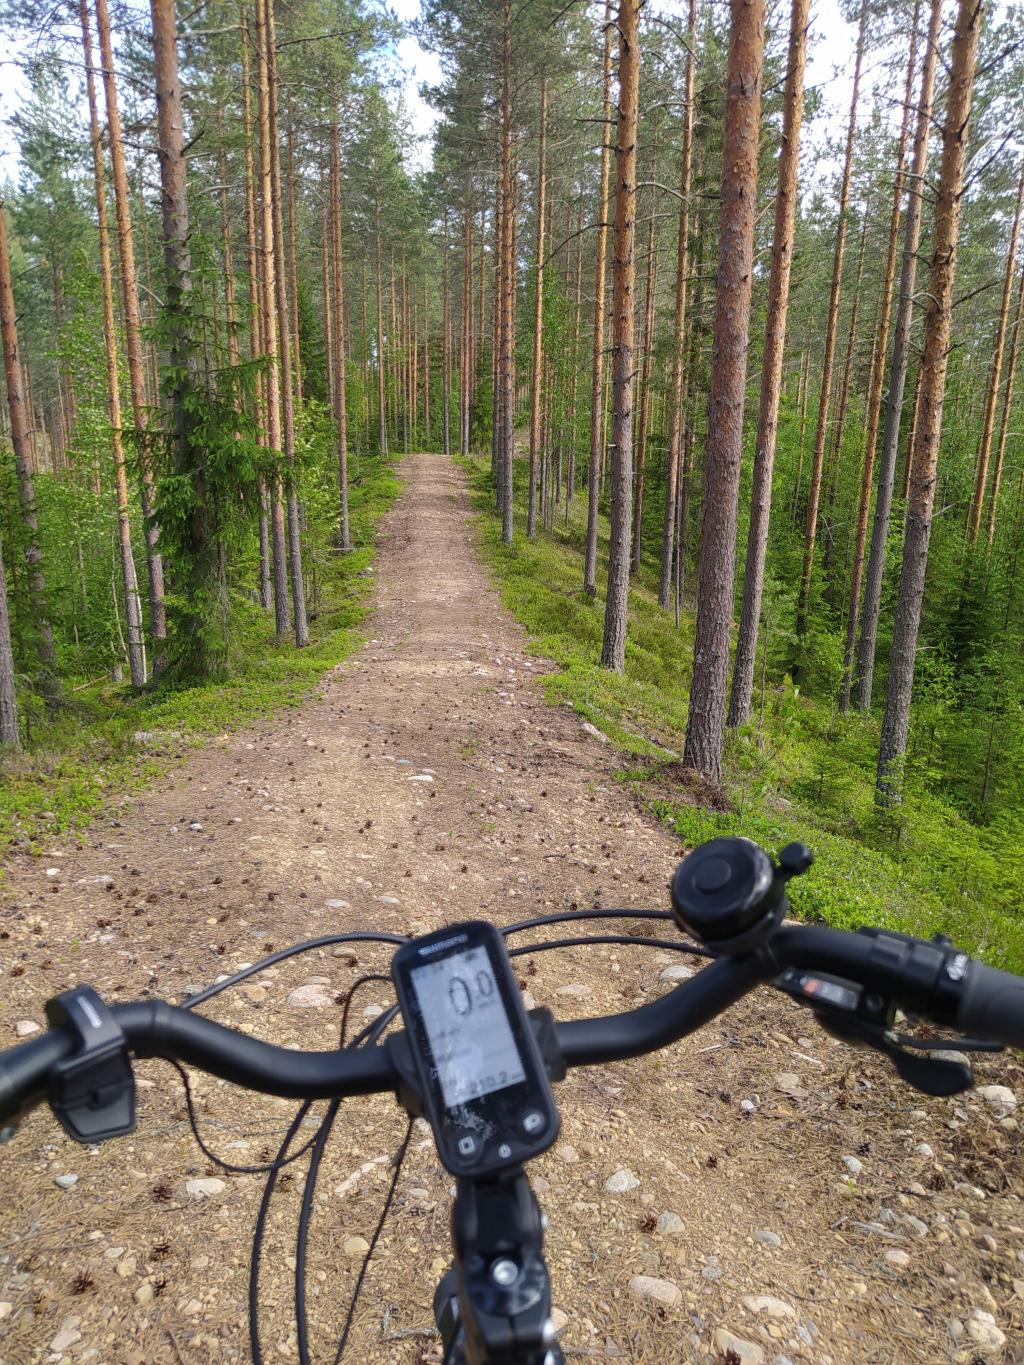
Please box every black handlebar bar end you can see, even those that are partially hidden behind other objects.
[958,961,1024,1050]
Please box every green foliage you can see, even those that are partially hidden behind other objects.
[463,453,1024,974]
[0,456,399,864]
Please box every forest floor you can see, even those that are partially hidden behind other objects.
[0,452,1021,1365]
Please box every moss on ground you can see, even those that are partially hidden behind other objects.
[460,453,1024,973]
[0,459,400,864]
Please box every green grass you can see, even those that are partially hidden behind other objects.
[460,452,1024,973]
[0,458,401,863]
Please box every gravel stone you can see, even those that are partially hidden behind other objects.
[627,1275,681,1309]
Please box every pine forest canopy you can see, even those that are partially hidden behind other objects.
[1,0,1024,939]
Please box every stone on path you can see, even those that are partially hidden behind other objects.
[712,1329,764,1365]
[186,1178,226,1198]
[604,1169,639,1193]
[627,1276,681,1309]
[287,982,336,1009]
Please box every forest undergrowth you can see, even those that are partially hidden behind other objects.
[0,456,399,865]
[462,451,1024,974]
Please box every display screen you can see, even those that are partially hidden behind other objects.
[411,945,526,1108]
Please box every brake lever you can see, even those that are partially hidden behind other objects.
[774,966,992,1098]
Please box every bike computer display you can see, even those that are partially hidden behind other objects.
[391,921,560,1177]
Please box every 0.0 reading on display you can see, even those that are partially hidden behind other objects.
[411,946,526,1109]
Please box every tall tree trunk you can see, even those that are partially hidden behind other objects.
[838,4,918,710]
[241,14,271,611]
[463,199,473,458]
[330,117,351,551]
[423,274,431,447]
[566,202,585,507]
[374,190,387,455]
[498,0,516,545]
[584,0,615,595]
[631,208,657,574]
[264,0,308,647]
[877,0,981,801]
[442,210,451,457]
[0,201,57,681]
[794,0,867,651]
[987,237,1024,541]
[527,77,548,539]
[599,0,640,672]
[322,203,334,412]
[966,161,1024,545]
[80,0,146,686]
[682,0,765,778]
[218,148,240,369]
[728,0,808,726]
[822,206,869,542]
[0,532,17,748]
[151,0,224,677]
[854,0,941,710]
[658,0,698,609]
[286,112,302,405]
[95,0,166,662]
[254,0,290,638]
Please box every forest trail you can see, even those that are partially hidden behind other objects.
[0,453,1021,1365]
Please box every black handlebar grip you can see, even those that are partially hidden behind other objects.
[0,1029,76,1123]
[957,961,1024,1049]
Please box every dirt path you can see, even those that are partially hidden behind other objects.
[0,453,1021,1365]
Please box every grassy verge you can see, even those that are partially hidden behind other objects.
[0,458,401,863]
[461,453,1024,973]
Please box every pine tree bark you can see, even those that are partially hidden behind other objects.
[322,204,334,413]
[330,117,351,551]
[442,209,451,457]
[854,0,940,710]
[286,113,302,405]
[254,0,290,638]
[631,208,657,573]
[0,532,17,748]
[374,190,387,455]
[95,0,166,661]
[728,0,808,726]
[463,199,473,458]
[966,161,1024,545]
[822,207,869,541]
[151,0,225,677]
[423,275,431,447]
[527,78,548,539]
[584,0,615,594]
[264,0,308,647]
[877,0,981,802]
[838,5,919,710]
[80,0,146,686]
[987,238,1024,541]
[0,201,57,681]
[498,0,516,546]
[241,15,271,611]
[794,0,867,650]
[682,0,765,778]
[599,0,641,673]
[658,0,698,609]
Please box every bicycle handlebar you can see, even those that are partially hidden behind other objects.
[957,960,1024,1049]
[1,918,1021,1133]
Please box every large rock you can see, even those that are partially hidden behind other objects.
[186,1177,226,1198]
[742,1295,795,1320]
[628,1276,681,1309]
[287,982,337,1009]
[605,1169,640,1193]
[712,1329,764,1365]
[967,1309,1006,1350]
[976,1085,1017,1118]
